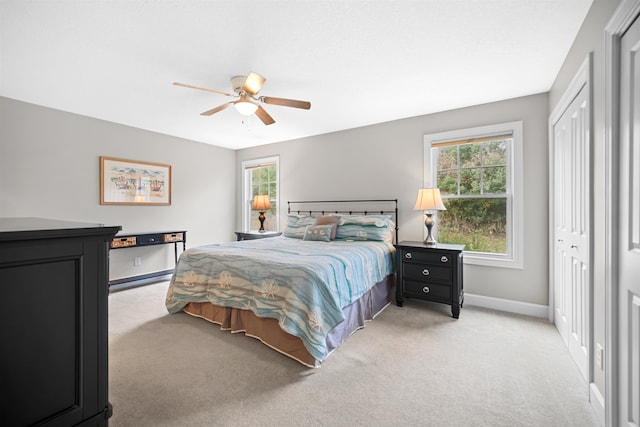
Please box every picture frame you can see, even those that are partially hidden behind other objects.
[100,156,171,205]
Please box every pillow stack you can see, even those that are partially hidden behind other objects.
[283,213,395,243]
[313,215,340,240]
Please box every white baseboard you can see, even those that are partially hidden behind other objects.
[464,293,549,318]
[589,382,605,426]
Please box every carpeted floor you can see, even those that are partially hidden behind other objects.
[108,282,599,427]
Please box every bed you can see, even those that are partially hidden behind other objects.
[165,200,398,367]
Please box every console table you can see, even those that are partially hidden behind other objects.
[109,230,186,290]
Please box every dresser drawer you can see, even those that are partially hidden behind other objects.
[403,280,451,301]
[401,249,452,265]
[403,263,451,282]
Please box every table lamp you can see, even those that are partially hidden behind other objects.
[252,195,271,232]
[414,188,446,245]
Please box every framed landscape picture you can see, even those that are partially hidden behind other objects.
[100,156,171,205]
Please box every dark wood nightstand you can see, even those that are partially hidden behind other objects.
[395,241,465,318]
[235,231,282,241]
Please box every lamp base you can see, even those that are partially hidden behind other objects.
[258,212,266,232]
[424,213,437,246]
[423,237,437,246]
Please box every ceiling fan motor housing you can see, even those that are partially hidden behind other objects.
[231,75,247,95]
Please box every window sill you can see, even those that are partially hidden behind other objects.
[462,252,523,269]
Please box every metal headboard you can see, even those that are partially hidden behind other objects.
[287,199,399,244]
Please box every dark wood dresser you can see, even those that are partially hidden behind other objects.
[395,241,465,318]
[0,218,120,426]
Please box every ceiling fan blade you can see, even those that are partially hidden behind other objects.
[242,72,266,95]
[173,82,234,97]
[261,96,311,110]
[255,106,275,125]
[201,102,233,116]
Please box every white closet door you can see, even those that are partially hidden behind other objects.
[552,80,590,381]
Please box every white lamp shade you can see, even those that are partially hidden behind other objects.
[234,95,258,115]
[252,194,271,211]
[414,188,446,211]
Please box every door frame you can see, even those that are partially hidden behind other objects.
[604,1,640,425]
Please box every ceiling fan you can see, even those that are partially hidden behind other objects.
[173,72,311,125]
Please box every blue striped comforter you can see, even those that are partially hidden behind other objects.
[165,236,395,361]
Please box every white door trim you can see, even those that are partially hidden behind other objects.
[604,1,640,425]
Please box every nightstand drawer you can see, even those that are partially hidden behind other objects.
[403,263,451,282]
[401,249,452,265]
[403,280,451,301]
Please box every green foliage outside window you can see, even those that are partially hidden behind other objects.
[435,139,510,254]
[438,198,507,253]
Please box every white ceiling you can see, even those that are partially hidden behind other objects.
[0,1,592,150]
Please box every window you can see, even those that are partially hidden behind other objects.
[424,122,523,269]
[242,156,279,232]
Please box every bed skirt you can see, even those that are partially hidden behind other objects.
[182,274,395,367]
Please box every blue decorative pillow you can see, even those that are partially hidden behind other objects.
[283,214,316,239]
[334,215,396,242]
[283,226,307,239]
[303,225,333,242]
[335,224,392,241]
[339,214,394,228]
[287,214,316,227]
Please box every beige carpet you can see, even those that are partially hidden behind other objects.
[108,282,599,427]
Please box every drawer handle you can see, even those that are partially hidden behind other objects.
[404,252,413,259]
[422,269,430,276]
[422,286,430,294]
[440,256,448,263]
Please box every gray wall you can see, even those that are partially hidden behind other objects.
[0,96,236,279]
[237,93,550,306]
[548,0,622,403]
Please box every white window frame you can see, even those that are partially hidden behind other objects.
[241,156,280,232]
[424,121,524,269]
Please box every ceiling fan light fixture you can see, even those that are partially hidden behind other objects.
[234,99,258,116]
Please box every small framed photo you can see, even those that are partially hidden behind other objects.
[100,156,171,205]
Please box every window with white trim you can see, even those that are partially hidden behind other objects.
[424,122,523,269]
[242,156,279,232]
